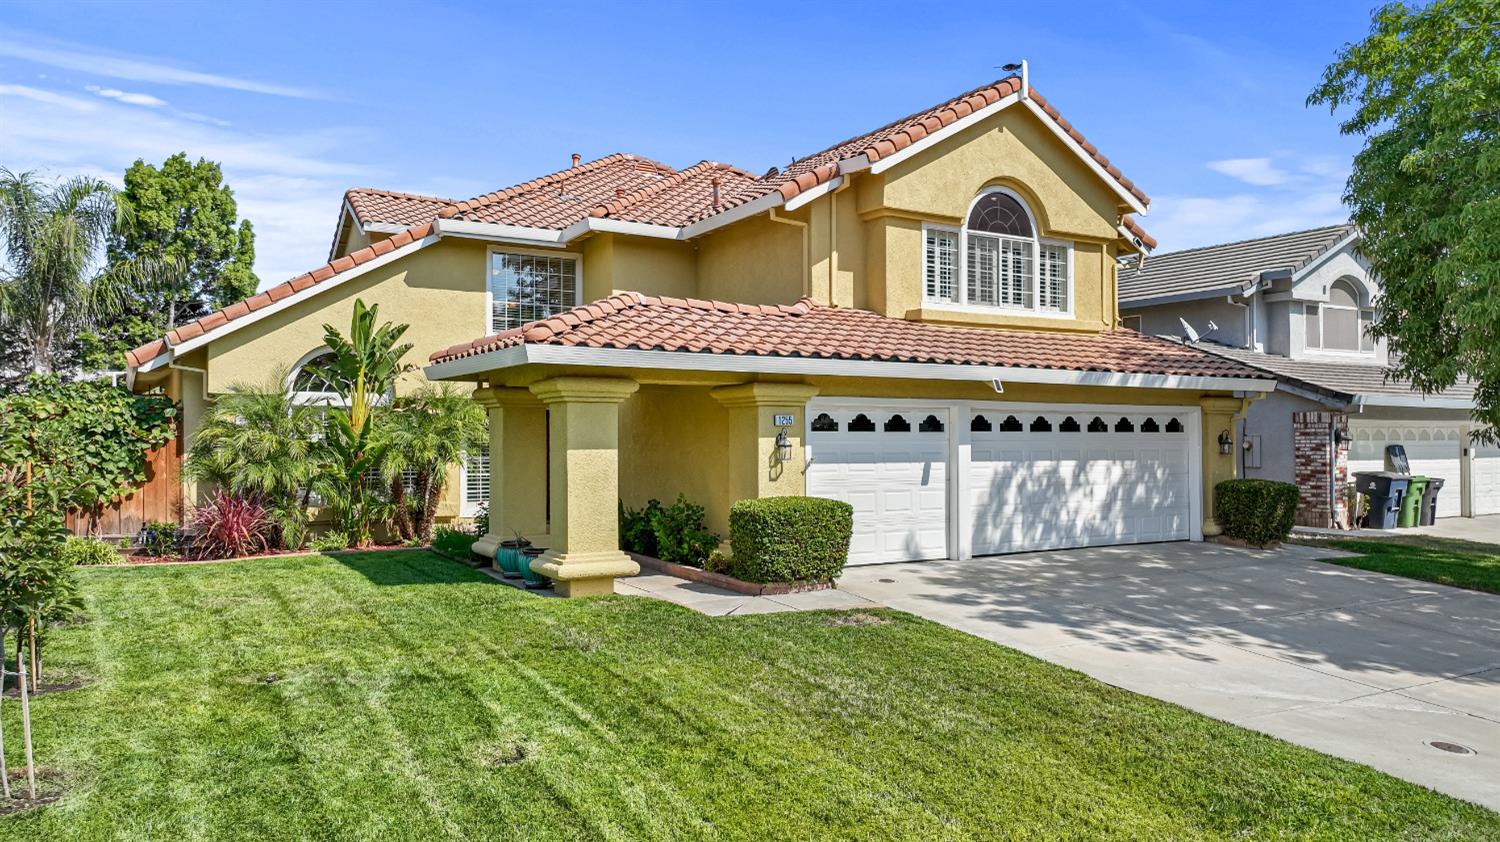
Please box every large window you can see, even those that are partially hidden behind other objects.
[288,350,343,406]
[489,249,580,333]
[463,453,489,515]
[1306,278,1375,353]
[923,189,1071,315]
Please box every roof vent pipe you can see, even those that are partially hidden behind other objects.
[571,153,580,168]
[711,176,722,209]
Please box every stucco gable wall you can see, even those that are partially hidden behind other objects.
[203,237,490,394]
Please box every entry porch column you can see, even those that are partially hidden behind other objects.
[528,376,640,597]
[471,386,549,561]
[710,382,821,509]
[1200,396,1242,537]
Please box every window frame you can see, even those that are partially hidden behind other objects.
[485,245,584,335]
[1303,279,1376,356]
[458,451,489,518]
[920,187,1075,319]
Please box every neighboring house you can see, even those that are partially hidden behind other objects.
[1119,226,1483,528]
[127,74,1275,596]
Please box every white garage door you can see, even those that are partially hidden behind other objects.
[1349,423,1463,519]
[805,407,949,566]
[969,410,1194,555]
[1471,441,1500,516]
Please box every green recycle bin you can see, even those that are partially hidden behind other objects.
[1397,475,1429,528]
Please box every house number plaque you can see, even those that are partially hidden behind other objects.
[773,414,795,427]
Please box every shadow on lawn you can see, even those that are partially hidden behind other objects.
[333,550,489,587]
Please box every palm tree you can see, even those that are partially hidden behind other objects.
[184,371,323,548]
[378,384,487,542]
[0,169,161,375]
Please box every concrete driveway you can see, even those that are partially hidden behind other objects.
[836,542,1500,810]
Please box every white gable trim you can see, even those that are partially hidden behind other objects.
[1289,229,1362,282]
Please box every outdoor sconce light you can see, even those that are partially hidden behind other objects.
[1333,427,1352,445]
[775,427,793,463]
[1217,430,1233,455]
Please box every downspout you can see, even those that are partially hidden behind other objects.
[767,208,810,299]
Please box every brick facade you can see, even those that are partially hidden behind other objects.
[1292,411,1350,528]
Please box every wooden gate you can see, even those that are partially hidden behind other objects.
[66,434,184,539]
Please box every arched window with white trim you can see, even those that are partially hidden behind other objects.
[922,188,1072,315]
[287,349,344,407]
[1305,277,1376,354]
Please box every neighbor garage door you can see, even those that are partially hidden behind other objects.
[1471,440,1500,516]
[1349,423,1463,519]
[968,409,1195,555]
[804,405,950,565]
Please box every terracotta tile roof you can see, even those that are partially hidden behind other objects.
[589,161,764,226]
[125,221,437,368]
[345,187,454,228]
[1122,215,1157,251]
[759,77,1149,208]
[438,154,678,229]
[430,292,1267,382]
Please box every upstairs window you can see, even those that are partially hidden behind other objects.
[1306,278,1376,353]
[489,249,580,333]
[922,189,1071,315]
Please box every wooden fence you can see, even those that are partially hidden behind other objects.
[65,434,183,539]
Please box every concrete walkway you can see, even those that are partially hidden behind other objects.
[836,542,1500,810]
[1297,512,1500,545]
[614,572,879,615]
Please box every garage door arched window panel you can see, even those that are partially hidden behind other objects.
[922,188,1073,316]
[1140,417,1161,433]
[919,414,945,433]
[1165,418,1184,434]
[1029,416,1052,432]
[1087,417,1108,433]
[848,413,876,432]
[811,412,839,432]
[1000,415,1024,432]
[1305,278,1376,354]
[1114,417,1136,433]
[1059,416,1081,433]
[883,414,912,433]
[971,414,993,433]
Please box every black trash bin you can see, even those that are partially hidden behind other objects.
[1354,471,1410,530]
[1420,477,1445,526]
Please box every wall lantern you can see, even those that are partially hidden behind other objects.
[1332,427,1352,445]
[775,428,793,463]
[1217,430,1233,455]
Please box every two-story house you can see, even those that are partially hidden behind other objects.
[1119,226,1487,528]
[126,74,1275,595]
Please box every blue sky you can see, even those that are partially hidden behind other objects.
[0,0,1375,288]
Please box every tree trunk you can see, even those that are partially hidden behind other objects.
[390,477,412,541]
[0,627,10,800]
[16,649,33,800]
[418,470,443,542]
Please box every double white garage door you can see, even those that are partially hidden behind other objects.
[1348,421,1500,518]
[805,401,1200,566]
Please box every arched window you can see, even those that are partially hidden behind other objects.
[1087,417,1108,433]
[1165,418,1184,434]
[919,414,945,433]
[971,414,992,432]
[884,414,912,433]
[848,413,876,432]
[1029,416,1052,432]
[811,412,838,432]
[1140,418,1161,433]
[1059,416,1081,433]
[288,350,343,407]
[923,188,1071,314]
[1114,417,1135,433]
[1306,277,1376,353]
[1000,415,1024,432]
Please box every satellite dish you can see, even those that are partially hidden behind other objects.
[1179,317,1201,343]
[1206,320,1219,332]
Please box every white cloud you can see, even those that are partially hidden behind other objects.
[0,33,318,99]
[1206,157,1289,186]
[0,82,375,285]
[86,85,167,108]
[1143,190,1349,252]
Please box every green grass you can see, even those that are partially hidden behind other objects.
[6,551,1498,840]
[1321,537,1500,595]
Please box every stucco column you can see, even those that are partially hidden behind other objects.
[711,383,821,514]
[528,376,640,597]
[1200,396,1242,537]
[471,386,549,561]
[171,366,208,512]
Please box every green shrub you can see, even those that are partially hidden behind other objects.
[310,531,351,552]
[61,536,124,566]
[140,520,180,557]
[471,502,489,538]
[432,525,476,559]
[620,496,719,567]
[727,496,853,584]
[1215,479,1299,546]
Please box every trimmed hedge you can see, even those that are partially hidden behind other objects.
[1215,479,1299,546]
[727,496,853,584]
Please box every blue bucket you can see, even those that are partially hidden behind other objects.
[520,547,550,589]
[495,538,530,578]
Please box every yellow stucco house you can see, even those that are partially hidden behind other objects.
[127,74,1273,596]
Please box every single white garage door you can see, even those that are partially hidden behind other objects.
[968,410,1194,555]
[1349,423,1463,519]
[805,406,949,565]
[1471,440,1500,516]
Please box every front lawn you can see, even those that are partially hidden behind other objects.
[6,551,1497,839]
[1320,537,1500,595]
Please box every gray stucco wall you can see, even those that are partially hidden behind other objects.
[1123,297,1248,346]
[1238,388,1323,483]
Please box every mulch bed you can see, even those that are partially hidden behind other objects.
[628,553,832,595]
[0,768,64,816]
[3,677,91,698]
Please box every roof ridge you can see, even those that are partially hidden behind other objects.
[346,186,456,204]
[439,153,676,219]
[1124,224,1355,266]
[587,160,753,220]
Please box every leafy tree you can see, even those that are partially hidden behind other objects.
[313,299,413,547]
[377,384,487,542]
[1309,1,1500,431]
[0,170,154,376]
[185,372,322,548]
[0,375,177,535]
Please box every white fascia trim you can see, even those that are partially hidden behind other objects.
[1116,223,1154,254]
[425,343,1275,392]
[680,191,786,239]
[869,93,1022,175]
[1274,380,1351,409]
[433,218,569,246]
[167,234,443,359]
[1290,229,1362,282]
[585,217,684,239]
[1357,393,1475,409]
[363,222,408,234]
[1020,99,1149,215]
[784,176,842,212]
